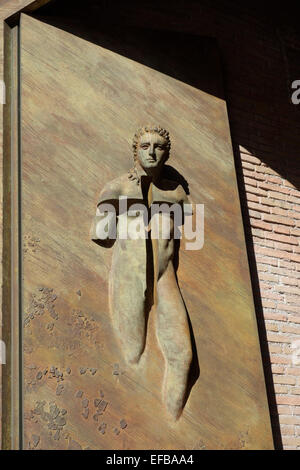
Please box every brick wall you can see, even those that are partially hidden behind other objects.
[216,4,300,449]
[239,147,300,449]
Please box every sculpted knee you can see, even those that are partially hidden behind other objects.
[167,345,193,370]
[123,340,144,365]
[180,346,193,369]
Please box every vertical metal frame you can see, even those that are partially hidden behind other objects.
[2,1,53,451]
[2,19,21,451]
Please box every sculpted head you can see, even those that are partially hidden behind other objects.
[132,126,171,173]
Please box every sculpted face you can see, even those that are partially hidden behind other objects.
[137,132,168,171]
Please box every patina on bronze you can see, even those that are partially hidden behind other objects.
[91,126,193,420]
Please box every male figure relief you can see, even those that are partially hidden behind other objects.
[91,126,193,420]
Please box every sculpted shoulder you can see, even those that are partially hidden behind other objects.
[153,177,191,205]
[97,173,141,205]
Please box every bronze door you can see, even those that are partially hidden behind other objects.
[10,12,274,449]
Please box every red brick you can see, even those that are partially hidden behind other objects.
[274,242,293,252]
[285,294,300,304]
[274,385,289,394]
[240,153,261,164]
[251,228,264,238]
[280,260,300,271]
[246,193,260,203]
[239,147,251,155]
[259,272,279,282]
[290,228,300,236]
[268,191,288,201]
[243,169,257,179]
[253,237,274,248]
[256,255,278,266]
[245,185,267,196]
[264,312,287,321]
[263,213,294,226]
[266,322,279,332]
[277,304,300,314]
[272,206,288,217]
[259,281,273,290]
[248,201,270,213]
[282,437,300,446]
[258,182,291,194]
[261,290,283,300]
[267,333,292,343]
[292,205,300,213]
[289,211,300,220]
[276,285,300,295]
[277,405,292,413]
[288,316,300,324]
[256,246,300,262]
[249,209,261,219]
[265,232,299,245]
[270,355,290,364]
[241,161,255,171]
[269,343,283,353]
[288,196,300,205]
[281,425,295,435]
[260,197,289,209]
[253,172,266,181]
[255,166,281,177]
[286,368,300,376]
[274,376,296,385]
[276,395,300,405]
[281,277,299,286]
[255,246,292,260]
[267,175,282,184]
[250,219,273,231]
[244,177,256,187]
[262,299,277,309]
[283,181,297,189]
[269,266,297,276]
[281,324,300,335]
[257,263,269,272]
[279,415,300,425]
[274,225,290,234]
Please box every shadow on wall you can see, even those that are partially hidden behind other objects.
[26,0,300,449]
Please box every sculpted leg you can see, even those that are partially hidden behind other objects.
[156,263,192,420]
[109,257,147,365]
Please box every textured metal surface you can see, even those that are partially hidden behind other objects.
[21,13,273,449]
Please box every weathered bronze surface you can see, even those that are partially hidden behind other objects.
[21,13,273,449]
[91,126,194,421]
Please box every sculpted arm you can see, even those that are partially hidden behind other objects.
[90,178,122,245]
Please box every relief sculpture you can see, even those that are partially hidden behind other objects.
[91,126,194,420]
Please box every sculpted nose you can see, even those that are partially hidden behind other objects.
[149,144,155,156]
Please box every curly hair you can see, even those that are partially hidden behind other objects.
[128,125,171,185]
